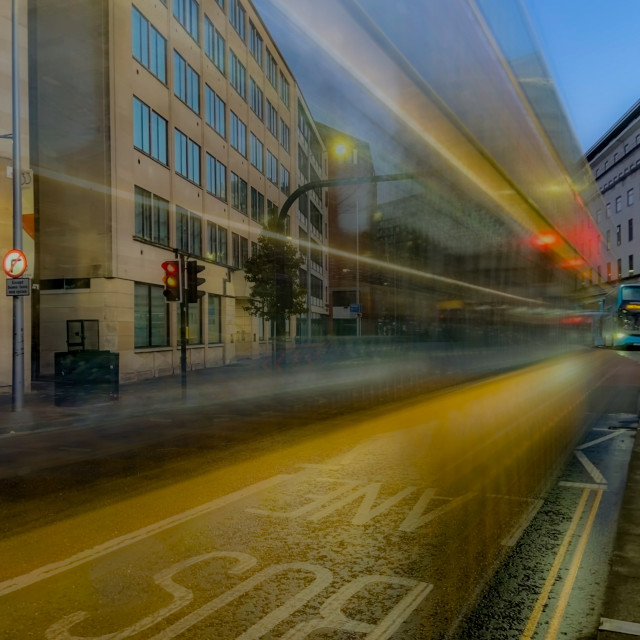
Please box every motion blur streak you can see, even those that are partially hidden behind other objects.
[268,0,601,268]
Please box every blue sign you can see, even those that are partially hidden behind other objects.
[349,304,361,314]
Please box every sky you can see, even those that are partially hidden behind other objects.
[523,0,640,152]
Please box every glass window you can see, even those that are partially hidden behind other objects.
[628,188,634,206]
[134,283,169,348]
[134,186,169,245]
[279,72,289,107]
[205,85,226,138]
[250,133,263,172]
[229,0,246,40]
[249,78,263,119]
[204,16,225,74]
[266,100,277,137]
[617,224,622,246]
[250,187,264,223]
[629,218,634,242]
[206,153,227,200]
[616,196,622,213]
[132,7,167,83]
[280,119,290,152]
[174,129,201,184]
[266,49,277,87]
[173,0,199,42]
[266,150,278,184]
[280,165,290,195]
[630,254,635,274]
[249,22,263,66]
[133,97,168,165]
[229,50,246,99]
[230,172,248,214]
[208,294,222,343]
[230,111,247,156]
[176,206,202,255]
[206,221,228,263]
[173,51,199,113]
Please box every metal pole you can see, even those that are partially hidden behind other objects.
[12,0,24,412]
[179,254,187,399]
[356,200,360,337]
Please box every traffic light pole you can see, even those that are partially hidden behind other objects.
[179,253,187,398]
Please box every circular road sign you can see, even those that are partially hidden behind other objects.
[3,249,28,278]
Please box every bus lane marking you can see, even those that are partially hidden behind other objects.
[0,474,293,598]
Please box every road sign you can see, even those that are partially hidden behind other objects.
[349,304,362,314]
[6,277,30,296]
[2,249,28,278]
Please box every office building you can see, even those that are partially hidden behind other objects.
[28,0,328,381]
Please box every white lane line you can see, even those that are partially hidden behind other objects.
[575,451,607,485]
[600,618,640,636]
[0,474,293,598]
[577,430,626,450]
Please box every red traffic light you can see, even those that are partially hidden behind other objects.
[161,260,181,302]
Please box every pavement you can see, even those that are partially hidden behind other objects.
[0,350,639,639]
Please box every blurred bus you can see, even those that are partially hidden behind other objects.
[600,284,640,348]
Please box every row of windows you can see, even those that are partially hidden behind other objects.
[162,1,291,109]
[135,282,221,348]
[134,8,291,155]
[596,133,640,177]
[606,219,634,248]
[134,184,281,260]
[134,97,289,197]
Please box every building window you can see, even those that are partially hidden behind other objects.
[628,188,634,206]
[229,111,247,156]
[173,51,200,113]
[205,85,226,138]
[617,224,622,246]
[216,0,224,8]
[280,165,290,195]
[249,78,263,119]
[135,283,169,348]
[250,133,263,172]
[618,258,622,279]
[173,0,199,42]
[614,153,619,163]
[280,119,290,152]
[206,221,228,263]
[133,97,168,165]
[176,206,202,255]
[629,218,634,242]
[266,49,277,87]
[230,172,248,214]
[229,0,246,40]
[132,7,167,83]
[266,150,278,184]
[616,196,622,213]
[250,187,264,223]
[134,186,169,245]
[266,100,277,137]
[231,232,248,268]
[205,153,227,200]
[279,72,289,107]
[204,16,225,74]
[249,21,263,65]
[229,50,246,99]
[630,254,635,274]
[174,129,201,185]
[606,202,611,217]
[208,294,222,343]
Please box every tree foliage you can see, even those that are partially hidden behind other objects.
[243,213,307,322]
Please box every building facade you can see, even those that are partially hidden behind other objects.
[586,99,640,286]
[28,0,328,382]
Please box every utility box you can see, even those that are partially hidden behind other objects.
[54,350,119,406]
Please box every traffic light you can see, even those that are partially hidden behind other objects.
[161,260,181,302]
[186,260,206,303]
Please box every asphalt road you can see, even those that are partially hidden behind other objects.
[0,349,634,639]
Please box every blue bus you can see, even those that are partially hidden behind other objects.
[600,283,640,348]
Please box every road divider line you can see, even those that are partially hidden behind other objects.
[575,451,607,485]
[519,488,590,640]
[543,489,603,640]
[0,474,293,598]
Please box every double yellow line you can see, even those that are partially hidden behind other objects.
[520,487,603,640]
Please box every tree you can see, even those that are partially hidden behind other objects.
[243,213,306,338]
